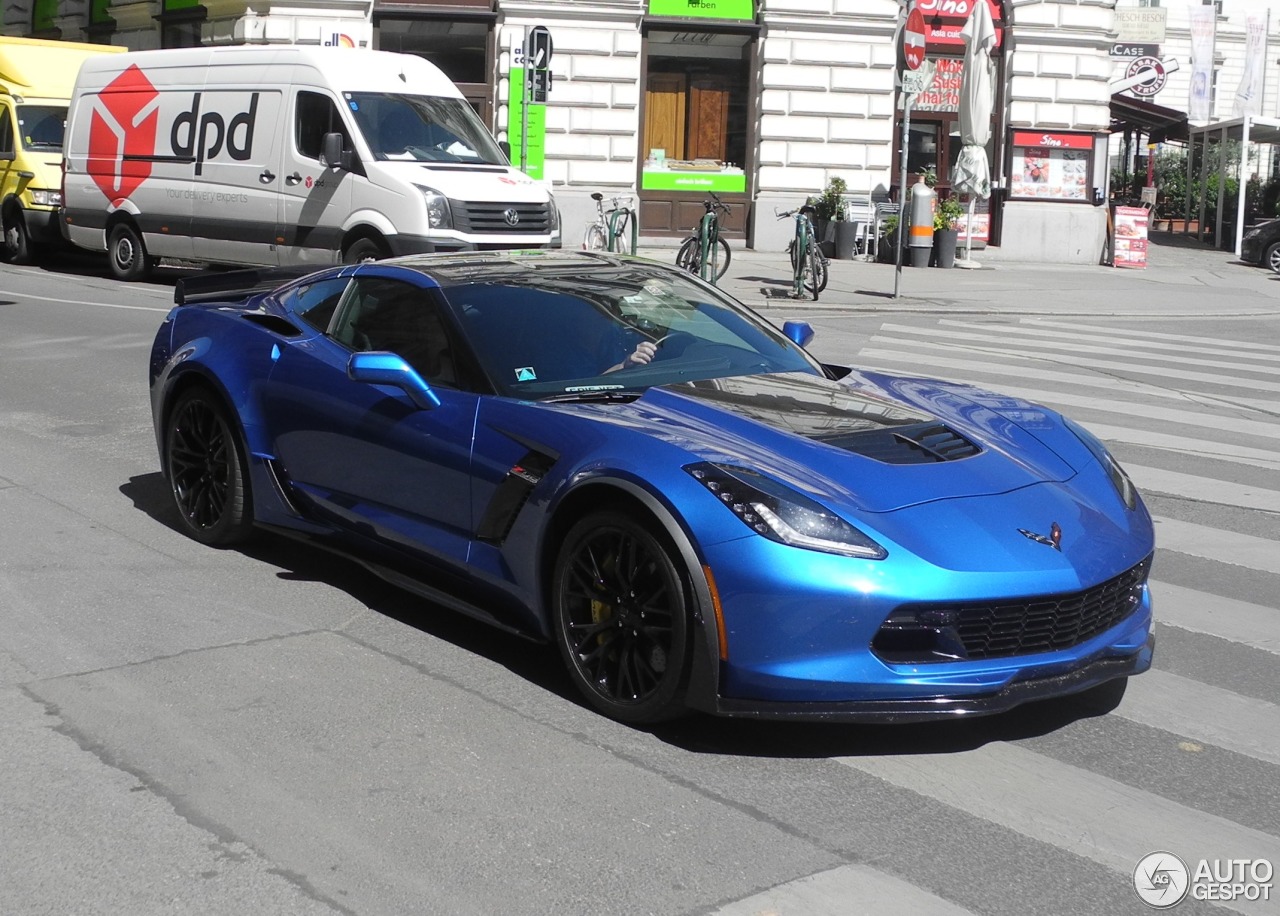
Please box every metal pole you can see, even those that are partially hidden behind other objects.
[521,26,529,175]
[894,92,912,299]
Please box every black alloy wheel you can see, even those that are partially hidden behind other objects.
[165,389,254,546]
[552,511,690,724]
[1265,241,1280,274]
[343,236,388,264]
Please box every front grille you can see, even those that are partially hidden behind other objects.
[451,200,551,234]
[818,421,980,464]
[872,555,1152,663]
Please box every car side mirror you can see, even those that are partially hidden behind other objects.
[347,351,441,410]
[321,132,351,171]
[782,319,815,349]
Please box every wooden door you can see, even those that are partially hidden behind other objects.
[687,77,729,162]
[644,73,686,161]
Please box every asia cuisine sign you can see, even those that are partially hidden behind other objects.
[912,58,964,112]
[918,0,1004,49]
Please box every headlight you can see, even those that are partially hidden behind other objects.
[686,463,887,559]
[1244,228,1260,240]
[548,199,560,232]
[1064,417,1137,509]
[413,185,453,230]
[30,188,61,207]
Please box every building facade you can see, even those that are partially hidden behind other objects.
[9,0,1274,262]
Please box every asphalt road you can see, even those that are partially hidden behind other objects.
[1,244,1277,916]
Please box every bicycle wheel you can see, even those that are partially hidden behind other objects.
[709,236,731,281]
[675,237,700,274]
[583,224,607,251]
[805,243,828,300]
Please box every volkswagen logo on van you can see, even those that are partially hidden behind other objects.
[87,64,161,202]
[503,208,520,227]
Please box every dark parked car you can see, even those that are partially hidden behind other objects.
[1241,217,1280,272]
[148,250,1155,725]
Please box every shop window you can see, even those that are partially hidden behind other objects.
[641,31,750,194]
[159,0,206,49]
[375,16,494,124]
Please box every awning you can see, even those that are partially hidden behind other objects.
[1109,94,1189,144]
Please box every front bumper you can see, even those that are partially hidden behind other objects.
[710,635,1153,723]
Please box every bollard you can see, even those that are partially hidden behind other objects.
[907,176,935,268]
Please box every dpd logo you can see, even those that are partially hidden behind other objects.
[87,64,160,202]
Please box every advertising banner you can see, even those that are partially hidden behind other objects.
[1232,13,1268,118]
[1188,5,1216,122]
[1114,206,1149,269]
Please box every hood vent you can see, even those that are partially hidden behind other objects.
[817,421,980,465]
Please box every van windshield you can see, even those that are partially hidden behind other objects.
[345,93,506,166]
[18,105,67,152]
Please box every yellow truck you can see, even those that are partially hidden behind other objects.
[1,36,124,263]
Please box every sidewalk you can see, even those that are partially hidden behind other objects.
[636,231,1280,318]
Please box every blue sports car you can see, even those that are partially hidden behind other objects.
[149,250,1155,724]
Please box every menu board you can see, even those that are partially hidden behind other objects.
[1009,131,1094,202]
[1113,206,1149,269]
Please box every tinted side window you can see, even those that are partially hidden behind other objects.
[281,277,351,333]
[0,107,13,157]
[295,91,350,161]
[333,278,459,388]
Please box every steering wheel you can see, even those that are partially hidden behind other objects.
[653,331,696,359]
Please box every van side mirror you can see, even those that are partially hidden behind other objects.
[321,132,351,171]
[498,139,511,161]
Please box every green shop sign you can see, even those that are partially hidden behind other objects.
[508,67,546,181]
[646,0,754,21]
[642,170,746,193]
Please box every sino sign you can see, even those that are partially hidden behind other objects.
[904,9,927,71]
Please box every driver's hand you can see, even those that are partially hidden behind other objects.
[621,340,658,369]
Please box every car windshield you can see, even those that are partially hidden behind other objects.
[345,92,505,165]
[17,104,67,152]
[439,261,824,398]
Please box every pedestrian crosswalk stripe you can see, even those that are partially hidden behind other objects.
[1153,581,1280,655]
[1152,516,1280,575]
[1117,669,1280,767]
[1082,422,1280,471]
[709,863,978,916]
[1127,464,1280,513]
[1025,319,1280,356]
[836,743,1280,916]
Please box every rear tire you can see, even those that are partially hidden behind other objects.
[709,236,731,280]
[805,245,828,298]
[108,222,154,281]
[583,224,607,252]
[165,388,254,547]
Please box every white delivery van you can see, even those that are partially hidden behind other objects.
[0,36,124,264]
[62,45,559,280]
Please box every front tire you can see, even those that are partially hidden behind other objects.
[343,236,388,264]
[165,388,254,547]
[708,237,731,280]
[805,245,828,298]
[552,511,691,724]
[583,224,607,252]
[107,222,154,281]
[1265,241,1280,273]
[675,237,699,274]
[1,205,32,264]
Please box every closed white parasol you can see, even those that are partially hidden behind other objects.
[951,0,996,268]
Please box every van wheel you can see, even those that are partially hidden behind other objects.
[1,206,32,265]
[343,237,388,264]
[108,223,155,281]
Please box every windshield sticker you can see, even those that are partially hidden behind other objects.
[564,384,626,393]
[515,367,537,381]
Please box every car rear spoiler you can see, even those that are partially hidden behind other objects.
[174,266,325,306]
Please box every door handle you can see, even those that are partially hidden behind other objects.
[259,169,276,184]
[285,172,303,186]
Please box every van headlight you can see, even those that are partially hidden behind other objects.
[414,185,453,230]
[686,463,887,559]
[30,188,61,207]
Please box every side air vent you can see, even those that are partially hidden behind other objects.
[817,421,980,465]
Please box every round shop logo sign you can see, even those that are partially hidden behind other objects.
[1134,852,1190,908]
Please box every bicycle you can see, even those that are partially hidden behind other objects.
[675,192,732,284]
[583,192,638,255]
[777,204,829,301]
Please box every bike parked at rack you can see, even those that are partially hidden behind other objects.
[583,192,638,255]
[675,193,731,284]
[778,204,829,301]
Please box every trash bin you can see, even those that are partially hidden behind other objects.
[834,220,859,260]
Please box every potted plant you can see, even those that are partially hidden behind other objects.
[807,176,847,256]
[933,196,964,268]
